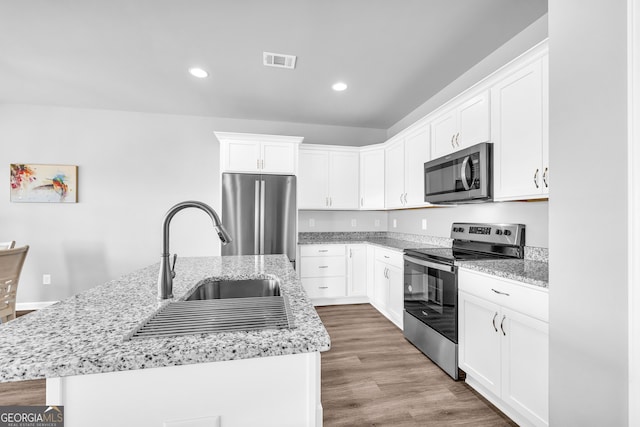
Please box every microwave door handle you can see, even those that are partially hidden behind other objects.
[404,255,455,273]
[460,155,472,191]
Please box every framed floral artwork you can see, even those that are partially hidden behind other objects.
[10,164,78,203]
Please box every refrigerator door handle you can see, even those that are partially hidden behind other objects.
[260,179,266,254]
[254,180,260,254]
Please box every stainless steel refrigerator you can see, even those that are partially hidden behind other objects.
[221,173,296,265]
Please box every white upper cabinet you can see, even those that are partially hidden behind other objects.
[385,124,430,209]
[359,146,385,209]
[298,146,360,210]
[491,49,549,201]
[431,91,490,159]
[216,132,302,175]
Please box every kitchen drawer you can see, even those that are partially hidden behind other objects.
[300,244,345,257]
[300,256,346,278]
[302,277,346,299]
[374,247,403,268]
[459,268,549,322]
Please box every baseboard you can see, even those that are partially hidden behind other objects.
[16,301,58,311]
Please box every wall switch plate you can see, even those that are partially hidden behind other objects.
[374,219,380,227]
[351,219,357,227]
[309,218,315,228]
[422,219,427,230]
[43,274,51,285]
[393,219,397,228]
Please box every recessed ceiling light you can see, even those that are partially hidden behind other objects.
[189,67,209,78]
[332,82,348,91]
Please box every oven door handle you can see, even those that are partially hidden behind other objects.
[404,255,455,273]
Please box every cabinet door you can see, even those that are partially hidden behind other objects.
[458,291,502,396]
[347,245,367,296]
[501,307,549,427]
[373,260,389,308]
[386,264,404,329]
[298,150,329,209]
[492,58,546,200]
[261,142,296,174]
[328,151,360,209]
[224,140,261,172]
[403,124,429,207]
[360,149,385,209]
[384,139,405,208]
[457,91,490,148]
[431,109,458,158]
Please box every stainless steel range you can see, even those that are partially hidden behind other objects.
[403,222,525,380]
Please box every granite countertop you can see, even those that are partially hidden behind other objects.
[457,258,549,289]
[298,232,451,252]
[0,255,330,383]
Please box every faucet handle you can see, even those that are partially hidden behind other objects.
[171,253,177,278]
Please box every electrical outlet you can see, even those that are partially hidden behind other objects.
[393,219,397,228]
[422,218,427,230]
[309,218,315,228]
[42,274,51,285]
[351,219,357,227]
[374,219,380,227]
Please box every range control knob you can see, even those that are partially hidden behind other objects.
[496,229,503,235]
[504,230,512,236]
[458,227,465,233]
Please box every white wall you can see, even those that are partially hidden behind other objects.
[548,1,629,425]
[0,104,386,304]
[388,201,548,248]
[298,210,388,233]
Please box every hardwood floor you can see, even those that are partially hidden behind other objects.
[1,306,515,426]
[317,304,516,427]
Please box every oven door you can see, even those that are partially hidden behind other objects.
[403,254,457,343]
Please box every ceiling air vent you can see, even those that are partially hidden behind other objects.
[263,52,297,69]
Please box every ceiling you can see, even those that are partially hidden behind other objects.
[0,0,547,130]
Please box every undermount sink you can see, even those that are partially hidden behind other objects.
[127,276,293,340]
[184,278,281,301]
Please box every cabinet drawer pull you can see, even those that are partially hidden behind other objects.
[455,132,460,147]
[318,266,329,268]
[533,169,539,188]
[318,250,329,253]
[543,167,549,188]
[318,286,329,289]
[384,255,390,259]
[451,134,455,148]
[500,315,506,336]
[492,312,498,332]
[491,288,510,296]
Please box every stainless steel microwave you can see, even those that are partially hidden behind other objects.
[424,142,492,204]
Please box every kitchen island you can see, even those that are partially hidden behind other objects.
[0,255,330,427]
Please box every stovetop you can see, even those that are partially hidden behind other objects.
[405,222,527,264]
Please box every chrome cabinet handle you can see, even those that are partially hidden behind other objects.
[491,288,510,296]
[492,312,498,332]
[534,169,539,188]
[360,197,363,207]
[329,197,332,207]
[326,197,329,207]
[543,167,549,188]
[257,159,260,169]
[455,132,460,147]
[500,315,506,336]
[451,134,455,148]
[349,249,352,258]
[318,249,328,253]
[400,194,403,205]
[319,266,329,269]
[403,193,408,204]
[319,286,329,289]
[261,159,265,169]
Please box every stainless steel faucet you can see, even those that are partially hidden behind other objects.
[158,200,232,300]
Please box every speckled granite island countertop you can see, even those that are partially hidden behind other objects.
[0,255,330,383]
[456,259,549,289]
[298,231,452,252]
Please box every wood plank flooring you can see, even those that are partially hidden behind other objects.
[1,306,515,426]
[317,304,516,427]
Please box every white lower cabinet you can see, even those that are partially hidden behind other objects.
[298,243,403,326]
[299,244,346,300]
[458,268,549,427]
[371,247,404,329]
